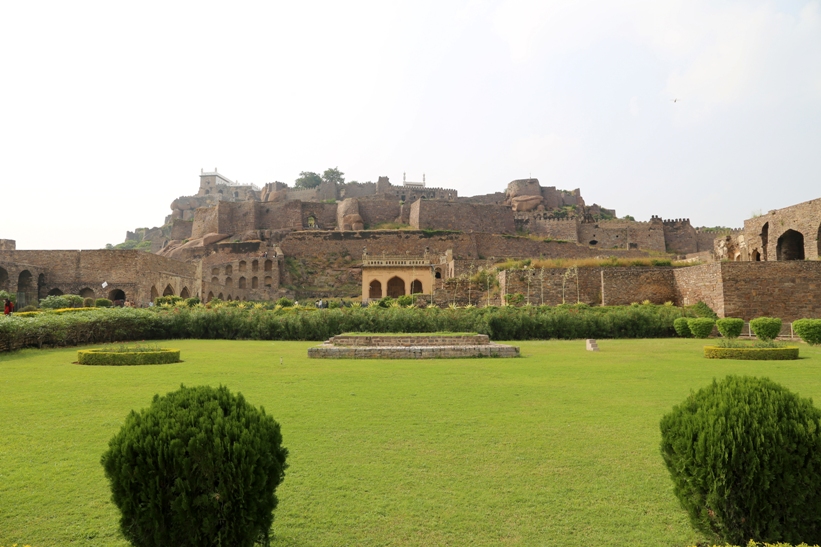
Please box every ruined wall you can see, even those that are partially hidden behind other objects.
[257,201,304,231]
[300,202,338,230]
[672,263,724,316]
[286,188,320,202]
[742,198,821,262]
[577,219,666,252]
[600,268,676,305]
[720,262,821,321]
[192,205,220,238]
[0,240,16,251]
[201,249,282,301]
[357,197,402,228]
[498,267,602,306]
[515,216,579,241]
[410,201,516,234]
[171,219,193,241]
[458,192,507,205]
[339,182,377,199]
[662,219,698,254]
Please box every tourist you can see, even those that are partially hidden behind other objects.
[3,298,13,316]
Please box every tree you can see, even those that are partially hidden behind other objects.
[322,167,345,185]
[294,171,322,189]
[622,215,635,221]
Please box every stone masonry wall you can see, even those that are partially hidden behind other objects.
[662,219,698,254]
[357,197,402,228]
[600,268,676,305]
[720,261,821,321]
[742,198,821,261]
[410,200,516,234]
[577,220,666,252]
[672,263,724,316]
[0,240,15,251]
[498,267,602,306]
[515,216,579,241]
[171,219,194,241]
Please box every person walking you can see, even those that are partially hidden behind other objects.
[4,298,13,316]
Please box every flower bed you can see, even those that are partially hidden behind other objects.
[77,347,181,365]
[703,346,799,360]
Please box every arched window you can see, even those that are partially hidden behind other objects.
[369,280,382,299]
[163,285,175,296]
[265,260,273,272]
[410,279,423,294]
[776,229,805,261]
[239,261,246,272]
[225,277,233,287]
[180,287,190,299]
[252,260,259,272]
[211,267,219,275]
[47,288,63,296]
[264,276,273,287]
[252,276,259,289]
[150,286,159,301]
[434,268,442,279]
[387,276,405,298]
[211,277,219,283]
[225,265,233,276]
[238,277,246,289]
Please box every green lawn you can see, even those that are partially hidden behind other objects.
[1,339,819,547]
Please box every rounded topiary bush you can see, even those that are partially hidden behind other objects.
[793,319,821,346]
[687,317,715,339]
[660,375,821,544]
[275,297,293,308]
[716,317,744,339]
[750,317,782,341]
[95,298,112,308]
[83,297,95,308]
[673,317,692,337]
[101,384,288,547]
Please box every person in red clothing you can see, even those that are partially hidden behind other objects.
[3,298,13,315]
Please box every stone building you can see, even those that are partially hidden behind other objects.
[361,252,438,301]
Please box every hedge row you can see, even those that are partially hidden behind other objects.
[0,304,688,351]
[703,346,800,360]
[77,348,181,365]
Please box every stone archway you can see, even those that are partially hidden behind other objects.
[218,292,224,300]
[434,268,442,279]
[751,249,761,261]
[180,287,190,298]
[0,267,8,292]
[80,287,95,298]
[163,284,175,296]
[238,277,246,289]
[17,270,34,307]
[777,229,805,261]
[410,279,423,294]
[387,276,406,298]
[48,288,64,296]
[252,276,259,289]
[109,289,126,304]
[150,286,159,301]
[225,277,233,288]
[369,280,382,299]
[207,291,214,302]
[761,222,769,260]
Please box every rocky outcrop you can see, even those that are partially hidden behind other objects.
[511,195,543,212]
[337,198,360,231]
[506,178,542,201]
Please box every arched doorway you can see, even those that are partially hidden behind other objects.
[17,270,33,307]
[264,276,273,287]
[387,276,405,298]
[434,268,442,279]
[265,260,273,272]
[180,287,190,298]
[225,265,233,275]
[150,286,159,301]
[410,279,423,294]
[227,294,232,301]
[80,287,95,298]
[48,288,63,296]
[225,277,233,287]
[761,222,769,260]
[0,267,8,292]
[777,229,805,261]
[163,285,175,296]
[751,249,761,262]
[238,277,246,289]
[369,280,382,299]
[207,291,214,301]
[217,292,224,300]
[108,289,126,304]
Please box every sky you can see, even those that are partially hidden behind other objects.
[1,0,819,250]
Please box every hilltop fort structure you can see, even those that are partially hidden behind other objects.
[1,170,820,320]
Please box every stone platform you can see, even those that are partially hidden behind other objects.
[308,334,520,359]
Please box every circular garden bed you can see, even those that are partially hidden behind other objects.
[78,347,181,366]
[703,346,799,360]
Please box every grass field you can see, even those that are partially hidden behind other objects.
[1,339,819,547]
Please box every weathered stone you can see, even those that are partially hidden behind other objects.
[202,233,230,246]
[511,195,543,212]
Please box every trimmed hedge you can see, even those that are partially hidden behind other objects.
[661,376,821,544]
[1,304,690,352]
[794,319,821,346]
[704,346,799,360]
[750,317,782,341]
[688,318,715,338]
[78,348,180,365]
[716,317,744,339]
[673,317,692,337]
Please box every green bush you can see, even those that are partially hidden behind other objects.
[689,301,718,319]
[39,295,72,309]
[750,317,782,341]
[703,346,799,360]
[687,318,715,338]
[19,305,38,312]
[396,295,414,307]
[78,348,181,365]
[660,376,821,544]
[83,297,95,307]
[95,298,112,308]
[673,317,692,337]
[155,295,184,306]
[716,317,744,339]
[65,294,84,307]
[275,297,294,308]
[184,297,201,307]
[0,290,15,305]
[101,385,288,547]
[793,319,821,346]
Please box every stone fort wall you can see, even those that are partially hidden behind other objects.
[410,201,516,234]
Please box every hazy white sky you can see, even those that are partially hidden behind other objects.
[2,0,819,250]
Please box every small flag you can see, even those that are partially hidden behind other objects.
[102,281,108,288]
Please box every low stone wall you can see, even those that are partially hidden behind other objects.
[329,334,490,346]
[308,344,519,359]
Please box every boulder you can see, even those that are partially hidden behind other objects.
[342,214,364,231]
[202,233,230,246]
[337,198,360,230]
[511,195,544,212]
[506,178,542,200]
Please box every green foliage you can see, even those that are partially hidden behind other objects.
[689,301,718,319]
[396,295,414,307]
[0,289,16,304]
[95,298,112,308]
[78,347,181,365]
[184,297,201,307]
[322,166,344,185]
[703,346,799,360]
[673,317,692,337]
[19,305,37,312]
[660,376,821,544]
[101,384,288,547]
[687,318,715,338]
[294,171,322,189]
[793,319,821,346]
[276,297,294,308]
[39,295,73,310]
[716,317,745,339]
[83,297,95,308]
[750,317,782,341]
[155,295,184,306]
[622,215,635,221]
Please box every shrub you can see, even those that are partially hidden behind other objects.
[184,297,200,307]
[95,298,112,308]
[690,301,718,319]
[396,295,414,307]
[65,294,84,308]
[687,318,715,338]
[83,297,95,307]
[78,347,181,365]
[793,319,821,346]
[750,317,782,341]
[19,305,38,312]
[703,346,799,360]
[155,295,184,306]
[0,289,15,304]
[275,297,293,308]
[101,384,288,547]
[39,295,72,309]
[716,317,744,339]
[660,376,821,544]
[673,317,692,337]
